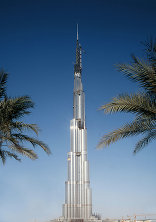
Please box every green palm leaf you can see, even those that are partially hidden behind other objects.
[100,93,156,118]
[0,96,34,120]
[99,39,156,153]
[98,117,156,148]
[3,136,38,160]
[11,133,51,154]
[11,122,39,135]
[116,55,156,94]
[0,70,8,98]
[0,70,51,164]
[0,149,21,164]
[134,130,156,153]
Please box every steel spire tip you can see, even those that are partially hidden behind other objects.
[77,24,78,40]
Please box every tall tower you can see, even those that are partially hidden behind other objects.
[62,26,92,221]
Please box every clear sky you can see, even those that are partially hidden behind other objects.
[0,0,156,222]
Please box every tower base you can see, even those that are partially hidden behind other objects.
[48,216,102,222]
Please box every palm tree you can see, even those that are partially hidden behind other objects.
[0,70,50,164]
[98,39,156,153]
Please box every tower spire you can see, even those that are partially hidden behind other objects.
[77,24,79,40]
[74,25,82,75]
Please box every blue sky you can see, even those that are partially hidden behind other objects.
[0,0,156,222]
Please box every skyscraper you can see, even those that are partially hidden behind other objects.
[62,27,92,220]
[51,27,101,222]
[61,27,101,222]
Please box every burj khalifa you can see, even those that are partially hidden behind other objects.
[62,28,92,220]
[51,27,101,222]
[61,28,101,222]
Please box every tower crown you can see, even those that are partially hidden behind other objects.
[74,24,82,76]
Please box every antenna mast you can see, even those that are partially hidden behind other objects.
[77,24,79,40]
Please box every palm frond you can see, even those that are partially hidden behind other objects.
[99,39,156,153]
[11,133,51,155]
[8,144,37,159]
[0,96,34,121]
[134,129,156,153]
[0,70,8,98]
[2,135,37,159]
[98,118,156,148]
[11,122,39,135]
[19,148,38,159]
[116,56,156,94]
[0,149,21,164]
[100,93,156,118]
[5,151,21,161]
[0,149,6,164]
[143,38,156,64]
[0,72,50,163]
